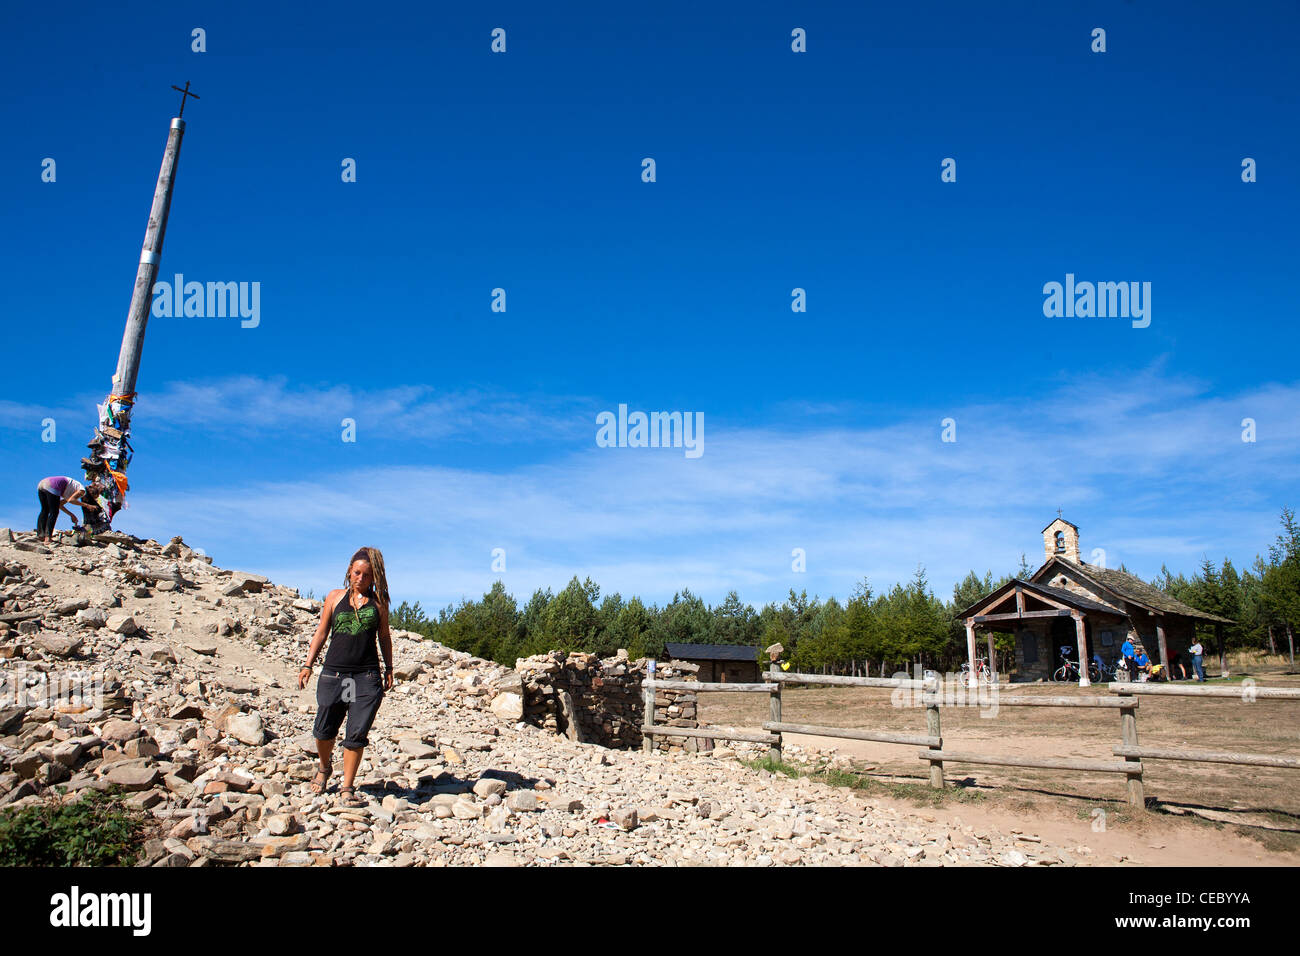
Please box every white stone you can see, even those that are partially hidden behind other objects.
[225,712,265,746]
[489,692,523,721]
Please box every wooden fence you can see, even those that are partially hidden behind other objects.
[1106,683,1300,781]
[641,661,1300,809]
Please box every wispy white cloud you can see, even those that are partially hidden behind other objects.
[50,368,1294,611]
[0,377,593,444]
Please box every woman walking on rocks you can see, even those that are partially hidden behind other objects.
[298,547,394,807]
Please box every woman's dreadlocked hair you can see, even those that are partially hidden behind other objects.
[345,547,390,610]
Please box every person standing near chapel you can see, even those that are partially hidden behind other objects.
[1119,635,1137,681]
[1189,638,1206,682]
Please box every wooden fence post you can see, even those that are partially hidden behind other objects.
[925,686,944,789]
[768,661,782,763]
[642,659,656,753]
[1118,689,1144,809]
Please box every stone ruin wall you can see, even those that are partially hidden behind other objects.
[515,650,703,753]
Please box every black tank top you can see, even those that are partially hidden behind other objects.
[322,588,381,673]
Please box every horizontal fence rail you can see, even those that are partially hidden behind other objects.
[643,678,774,693]
[769,671,936,691]
[1112,745,1300,770]
[922,694,1138,709]
[1108,682,1300,701]
[640,724,779,746]
[919,749,1143,775]
[763,721,940,748]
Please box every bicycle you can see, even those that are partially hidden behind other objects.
[1052,659,1101,682]
[959,656,996,685]
[1092,659,1117,682]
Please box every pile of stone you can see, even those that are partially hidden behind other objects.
[0,527,1095,867]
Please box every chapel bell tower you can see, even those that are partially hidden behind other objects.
[1043,516,1081,564]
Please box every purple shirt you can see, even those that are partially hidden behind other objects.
[38,476,83,500]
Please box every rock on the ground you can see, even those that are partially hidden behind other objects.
[225,712,266,746]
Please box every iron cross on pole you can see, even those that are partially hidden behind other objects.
[171,81,200,117]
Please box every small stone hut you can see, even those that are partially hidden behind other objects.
[662,643,759,682]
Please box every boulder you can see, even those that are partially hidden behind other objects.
[0,706,29,735]
[99,719,143,743]
[50,740,84,767]
[506,791,538,812]
[451,799,482,820]
[188,837,262,864]
[398,738,438,760]
[123,736,160,759]
[228,573,269,593]
[266,813,300,836]
[393,661,423,681]
[225,712,265,746]
[34,632,84,657]
[472,778,507,799]
[11,751,45,779]
[489,692,523,721]
[105,765,159,791]
[76,608,108,628]
[610,808,638,831]
[105,613,137,635]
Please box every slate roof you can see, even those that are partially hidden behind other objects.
[1034,558,1235,624]
[663,643,759,662]
[1019,581,1127,617]
[959,578,1127,621]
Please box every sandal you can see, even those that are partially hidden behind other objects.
[337,785,365,808]
[310,762,332,794]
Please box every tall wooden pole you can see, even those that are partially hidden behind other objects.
[86,89,196,525]
[112,115,187,399]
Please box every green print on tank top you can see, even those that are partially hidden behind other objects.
[333,603,379,635]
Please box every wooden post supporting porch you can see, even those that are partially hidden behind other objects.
[964,618,978,688]
[1155,618,1170,675]
[1216,622,1227,678]
[1072,611,1090,687]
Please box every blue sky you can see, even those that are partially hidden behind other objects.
[2,1,1297,611]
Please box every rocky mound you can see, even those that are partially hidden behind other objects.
[0,529,1084,866]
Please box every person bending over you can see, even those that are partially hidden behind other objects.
[36,475,98,543]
